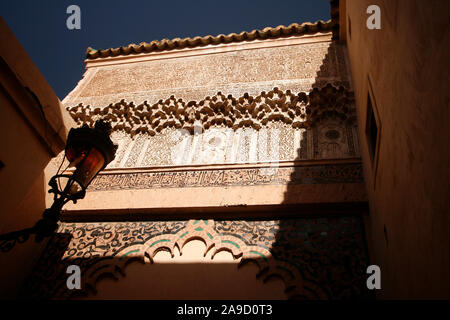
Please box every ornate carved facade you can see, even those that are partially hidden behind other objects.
[66,85,359,168]
[26,18,372,299]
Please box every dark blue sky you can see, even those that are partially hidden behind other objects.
[0,0,330,100]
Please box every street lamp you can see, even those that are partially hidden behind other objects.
[0,120,117,252]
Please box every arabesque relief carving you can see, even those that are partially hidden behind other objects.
[67,84,355,137]
[67,40,350,108]
[62,85,359,168]
[20,218,372,300]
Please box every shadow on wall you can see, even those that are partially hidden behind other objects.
[20,236,291,300]
[0,169,50,299]
[17,217,373,299]
[274,41,373,299]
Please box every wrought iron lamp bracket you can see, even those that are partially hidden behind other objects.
[0,175,85,253]
[48,174,86,205]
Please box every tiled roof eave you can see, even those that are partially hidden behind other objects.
[86,19,335,60]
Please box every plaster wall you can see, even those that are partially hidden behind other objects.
[80,240,288,300]
[0,88,49,298]
[0,18,72,298]
[344,0,450,298]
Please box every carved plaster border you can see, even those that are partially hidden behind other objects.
[88,162,364,191]
[55,220,327,299]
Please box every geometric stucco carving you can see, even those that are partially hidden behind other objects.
[20,217,372,300]
[67,84,355,137]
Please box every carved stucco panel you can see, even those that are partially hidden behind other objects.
[20,217,372,300]
[65,42,350,109]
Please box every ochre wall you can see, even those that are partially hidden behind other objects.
[0,88,49,298]
[0,18,72,298]
[344,0,450,298]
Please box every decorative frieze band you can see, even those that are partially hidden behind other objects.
[67,84,355,137]
[88,163,364,191]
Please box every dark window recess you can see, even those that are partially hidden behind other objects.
[0,160,4,170]
[366,93,378,162]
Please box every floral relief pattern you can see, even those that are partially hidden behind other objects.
[21,217,372,300]
[67,85,355,138]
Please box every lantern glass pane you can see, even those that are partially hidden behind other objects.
[66,144,89,163]
[71,148,105,188]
